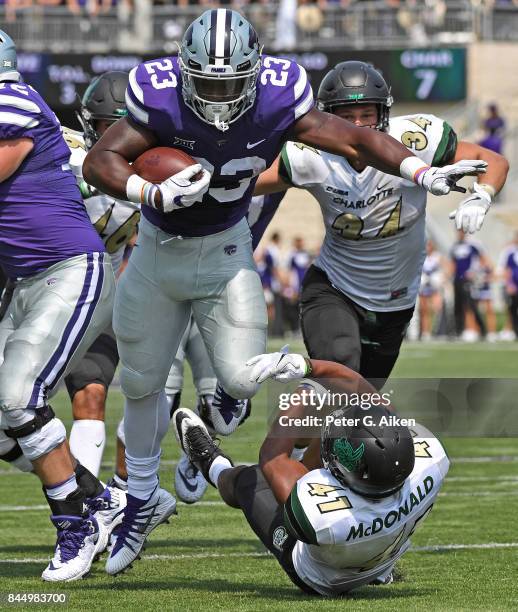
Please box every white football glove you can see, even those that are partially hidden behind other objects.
[417,160,488,196]
[247,351,310,383]
[158,164,211,213]
[448,182,493,233]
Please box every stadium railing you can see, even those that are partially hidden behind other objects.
[2,2,518,53]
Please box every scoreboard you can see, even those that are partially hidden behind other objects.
[16,47,466,117]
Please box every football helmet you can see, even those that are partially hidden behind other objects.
[77,71,128,149]
[321,405,415,499]
[179,8,261,132]
[0,30,19,82]
[317,61,393,131]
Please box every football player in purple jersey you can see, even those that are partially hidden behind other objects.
[83,9,487,575]
[0,31,127,581]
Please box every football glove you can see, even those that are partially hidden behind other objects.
[448,182,493,233]
[158,164,211,213]
[247,351,310,383]
[417,160,488,196]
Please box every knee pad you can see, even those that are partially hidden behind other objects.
[117,418,126,445]
[221,373,260,400]
[0,431,33,472]
[120,365,165,399]
[17,417,67,462]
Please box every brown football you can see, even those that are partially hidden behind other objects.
[133,147,200,183]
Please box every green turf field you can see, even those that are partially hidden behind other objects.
[1,341,517,611]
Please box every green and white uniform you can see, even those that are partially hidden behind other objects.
[65,127,140,275]
[284,424,449,595]
[280,114,457,311]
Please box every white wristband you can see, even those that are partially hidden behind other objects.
[474,183,496,199]
[126,173,158,208]
[399,156,430,184]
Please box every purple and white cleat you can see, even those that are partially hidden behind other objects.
[88,484,127,553]
[209,383,251,436]
[105,485,176,576]
[42,514,106,582]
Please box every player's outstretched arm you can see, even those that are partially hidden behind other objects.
[290,108,487,196]
[254,156,290,196]
[448,141,509,233]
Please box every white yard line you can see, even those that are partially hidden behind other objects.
[1,543,517,564]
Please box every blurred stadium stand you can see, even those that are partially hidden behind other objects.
[2,2,518,53]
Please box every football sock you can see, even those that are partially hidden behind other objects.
[69,419,105,477]
[208,455,233,489]
[126,452,161,501]
[45,474,78,501]
[112,473,128,491]
[124,391,170,457]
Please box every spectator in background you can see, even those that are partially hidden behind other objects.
[478,103,506,154]
[502,232,518,339]
[450,229,486,341]
[282,236,311,335]
[470,255,498,341]
[255,232,284,336]
[418,239,445,341]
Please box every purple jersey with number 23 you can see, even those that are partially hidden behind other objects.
[125,55,313,237]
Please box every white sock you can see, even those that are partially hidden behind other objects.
[45,474,78,501]
[208,455,232,488]
[126,452,161,500]
[69,419,106,477]
[112,473,128,491]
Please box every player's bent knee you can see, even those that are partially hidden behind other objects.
[120,366,165,399]
[328,336,361,370]
[221,375,260,400]
[72,384,107,421]
[17,418,67,462]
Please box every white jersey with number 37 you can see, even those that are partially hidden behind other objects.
[285,424,449,596]
[64,127,140,275]
[281,114,457,311]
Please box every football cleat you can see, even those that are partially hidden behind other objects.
[173,407,233,484]
[87,484,127,553]
[175,451,208,504]
[42,514,106,582]
[105,486,176,576]
[209,383,251,435]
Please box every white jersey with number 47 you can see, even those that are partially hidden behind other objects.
[281,114,457,311]
[64,127,140,275]
[284,424,449,596]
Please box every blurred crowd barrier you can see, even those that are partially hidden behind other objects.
[3,1,518,53]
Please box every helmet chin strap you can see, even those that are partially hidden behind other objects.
[215,114,229,132]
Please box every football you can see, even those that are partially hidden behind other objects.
[133,147,200,183]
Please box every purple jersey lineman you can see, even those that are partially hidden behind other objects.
[0,81,104,279]
[125,55,313,237]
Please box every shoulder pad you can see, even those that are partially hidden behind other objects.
[389,114,457,167]
[126,58,179,128]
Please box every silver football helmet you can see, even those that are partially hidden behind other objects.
[0,30,19,83]
[179,9,261,132]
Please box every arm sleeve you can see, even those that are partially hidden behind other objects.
[432,121,458,167]
[279,141,329,187]
[283,482,319,545]
[266,60,314,133]
[0,91,41,140]
[125,65,153,129]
